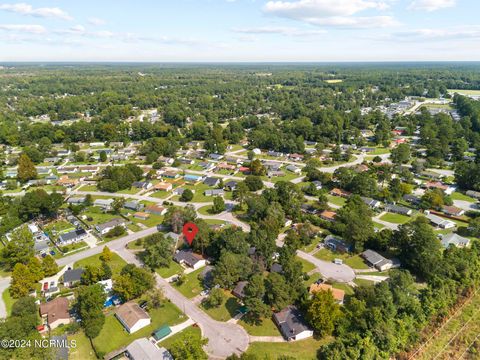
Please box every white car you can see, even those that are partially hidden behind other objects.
[334,258,343,265]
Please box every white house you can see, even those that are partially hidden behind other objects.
[115,302,151,334]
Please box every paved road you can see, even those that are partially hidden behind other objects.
[115,247,250,359]
[0,277,11,318]
[296,251,356,283]
[453,200,479,212]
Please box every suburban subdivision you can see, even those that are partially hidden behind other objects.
[1,63,480,360]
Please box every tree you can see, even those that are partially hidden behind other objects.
[211,196,226,214]
[250,159,266,176]
[17,153,37,183]
[142,233,173,269]
[100,246,113,262]
[10,263,35,298]
[264,272,292,311]
[180,188,194,202]
[27,256,44,282]
[144,288,164,309]
[243,274,270,323]
[233,181,249,207]
[105,225,126,238]
[113,264,155,301]
[75,284,107,339]
[2,226,34,269]
[212,252,252,289]
[306,290,342,337]
[204,288,225,308]
[112,198,125,214]
[391,143,411,164]
[99,150,107,162]
[170,333,208,360]
[469,216,480,237]
[41,255,58,276]
[244,176,263,191]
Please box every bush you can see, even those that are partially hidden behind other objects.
[105,226,126,238]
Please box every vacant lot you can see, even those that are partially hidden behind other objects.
[380,212,411,224]
[245,337,332,359]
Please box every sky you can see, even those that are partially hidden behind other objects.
[0,0,478,62]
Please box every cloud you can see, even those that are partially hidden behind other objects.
[0,3,72,20]
[0,23,46,33]
[233,26,326,36]
[263,0,397,28]
[408,0,456,11]
[88,17,106,26]
[393,26,480,41]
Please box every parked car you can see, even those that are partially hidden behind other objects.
[334,258,343,265]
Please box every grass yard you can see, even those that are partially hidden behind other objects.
[204,219,227,226]
[373,221,386,229]
[159,325,207,357]
[344,255,369,269]
[2,288,14,316]
[261,172,301,184]
[451,191,476,203]
[117,187,141,195]
[327,195,346,207]
[380,212,411,224]
[198,205,214,215]
[68,331,96,360]
[74,252,127,277]
[156,261,184,279]
[448,89,480,95]
[354,278,375,287]
[314,249,368,269]
[239,317,281,336]
[173,267,205,298]
[92,302,185,355]
[150,191,171,199]
[129,213,164,228]
[332,282,355,295]
[171,183,218,203]
[370,147,391,155]
[81,207,120,226]
[245,337,333,359]
[79,184,98,192]
[298,256,316,273]
[200,291,241,322]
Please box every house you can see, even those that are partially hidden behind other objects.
[115,302,151,334]
[385,204,413,216]
[361,197,382,209]
[63,268,84,287]
[125,338,173,360]
[95,218,127,235]
[309,283,345,305]
[424,181,455,195]
[271,263,283,273]
[163,171,179,179]
[268,150,283,157]
[124,200,144,211]
[165,232,180,243]
[154,182,173,192]
[67,196,85,205]
[442,205,465,217]
[466,190,480,200]
[252,148,261,155]
[4,169,17,178]
[273,306,313,341]
[205,189,224,197]
[216,162,236,171]
[132,181,153,190]
[324,235,352,253]
[57,166,78,174]
[199,161,215,171]
[268,171,285,177]
[239,166,250,174]
[225,180,238,191]
[421,170,444,180]
[39,297,71,330]
[173,187,188,196]
[439,233,470,248]
[330,188,351,198]
[226,156,242,165]
[173,250,206,269]
[320,210,337,222]
[78,165,99,173]
[209,153,224,161]
[158,156,174,165]
[178,157,194,165]
[232,281,248,300]
[403,194,421,205]
[44,157,61,163]
[184,174,203,183]
[203,177,221,187]
[93,198,114,211]
[58,229,87,245]
[362,249,396,271]
[286,165,301,174]
[57,176,79,188]
[425,213,455,229]
[354,164,369,173]
[145,204,167,216]
[134,212,150,220]
[289,153,304,161]
[36,167,53,176]
[312,181,322,190]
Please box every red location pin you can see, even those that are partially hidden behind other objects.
[182,222,199,246]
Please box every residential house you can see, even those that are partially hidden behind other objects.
[158,156,174,165]
[232,281,248,300]
[165,232,180,243]
[124,200,144,211]
[442,205,465,217]
[44,157,61,164]
[39,298,71,330]
[173,187,189,196]
[267,150,283,157]
[63,268,84,287]
[4,169,17,178]
[224,180,238,191]
[324,235,352,253]
[93,198,114,211]
[163,171,179,179]
[67,196,85,205]
[385,204,413,216]
[125,338,173,360]
[78,165,99,173]
[268,171,285,177]
[320,210,337,222]
[36,167,53,176]
[178,157,194,165]
[426,213,455,229]
[309,283,345,305]
[57,166,78,174]
[203,177,221,187]
[199,161,215,171]
[361,197,382,209]
[273,306,313,341]
[466,190,480,200]
[439,233,470,248]
[330,188,351,198]
[145,204,167,216]
[173,250,206,270]
[289,153,304,161]
[252,148,261,155]
[271,263,283,273]
[312,181,322,190]
[57,176,79,188]
[58,229,87,245]
[362,249,396,271]
[239,166,250,174]
[115,302,151,334]
[216,162,236,171]
[209,153,224,161]
[132,181,153,190]
[134,212,150,220]
[225,156,242,165]
[184,174,203,183]
[95,218,127,235]
[204,189,224,197]
[286,165,301,174]
[154,182,173,192]
[403,194,421,206]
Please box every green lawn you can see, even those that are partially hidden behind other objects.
[298,256,316,273]
[45,220,75,235]
[370,147,391,155]
[150,191,171,199]
[74,252,127,277]
[451,191,476,203]
[69,331,96,360]
[204,219,227,226]
[117,187,141,195]
[354,278,375,287]
[82,207,120,226]
[379,213,411,224]
[198,205,214,215]
[200,291,241,322]
[245,337,332,359]
[332,282,355,295]
[344,255,369,270]
[313,249,368,270]
[156,261,184,279]
[92,302,185,355]
[448,89,480,95]
[174,267,205,298]
[239,317,281,336]
[373,221,386,229]
[159,325,207,357]
[261,172,301,184]
[80,184,98,192]
[2,288,14,316]
[129,213,164,228]
[327,195,346,207]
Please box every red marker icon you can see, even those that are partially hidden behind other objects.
[182,222,199,246]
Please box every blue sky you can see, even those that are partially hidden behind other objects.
[0,0,478,61]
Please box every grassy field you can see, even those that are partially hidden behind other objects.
[197,205,214,215]
[156,261,184,278]
[92,302,185,355]
[370,147,391,155]
[314,249,369,270]
[173,267,205,298]
[80,184,98,192]
[200,290,241,322]
[117,187,141,195]
[245,337,333,359]
[68,331,97,360]
[150,191,171,199]
[354,278,375,287]
[74,252,127,277]
[380,212,411,224]
[327,195,346,207]
[298,256,316,273]
[239,317,281,336]
[332,282,355,295]
[451,191,476,203]
[2,288,14,316]
[448,89,480,95]
[415,290,480,360]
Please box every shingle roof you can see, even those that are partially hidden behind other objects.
[115,302,150,330]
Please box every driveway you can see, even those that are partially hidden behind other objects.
[296,251,356,283]
[115,247,250,359]
[453,200,479,212]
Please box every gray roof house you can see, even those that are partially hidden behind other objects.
[232,281,248,300]
[95,218,127,234]
[67,197,86,205]
[93,198,114,210]
[203,177,221,187]
[124,200,144,211]
[426,213,455,229]
[204,189,224,197]
[63,268,84,287]
[173,250,206,269]
[58,229,87,244]
[361,249,396,271]
[125,338,173,360]
[361,197,381,209]
[273,306,313,341]
[385,204,413,216]
[439,233,470,248]
[225,180,238,191]
[209,153,224,160]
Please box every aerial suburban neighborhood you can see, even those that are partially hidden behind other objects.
[0,1,480,360]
